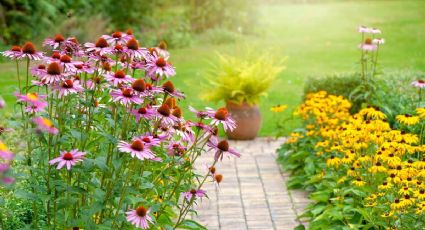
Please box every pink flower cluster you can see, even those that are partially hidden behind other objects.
[2,31,240,229]
[358,26,384,52]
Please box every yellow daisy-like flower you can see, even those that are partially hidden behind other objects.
[352,177,365,187]
[390,199,404,210]
[326,156,342,167]
[414,189,425,200]
[381,211,393,218]
[378,181,393,190]
[416,107,425,118]
[396,114,420,126]
[0,141,8,152]
[270,104,288,113]
[398,186,412,196]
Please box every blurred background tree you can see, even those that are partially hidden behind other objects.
[0,0,258,49]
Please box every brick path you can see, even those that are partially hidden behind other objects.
[192,138,309,230]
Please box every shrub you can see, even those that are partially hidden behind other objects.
[202,50,286,105]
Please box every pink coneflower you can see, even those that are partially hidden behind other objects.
[124,38,148,59]
[31,64,47,76]
[371,28,381,34]
[58,54,82,72]
[0,97,5,109]
[25,103,47,113]
[104,70,134,86]
[372,38,385,45]
[53,79,84,98]
[412,80,425,88]
[126,206,153,229]
[156,104,177,126]
[206,107,236,131]
[49,149,86,170]
[73,61,95,74]
[153,41,170,58]
[189,106,209,119]
[162,81,184,98]
[0,163,9,173]
[102,31,133,45]
[2,177,15,184]
[145,54,176,78]
[33,117,58,134]
[167,142,187,156]
[174,122,196,143]
[43,34,66,49]
[84,37,113,55]
[1,45,23,59]
[38,62,65,84]
[15,92,48,108]
[208,139,241,161]
[110,88,143,105]
[131,106,155,122]
[117,138,156,160]
[182,189,206,201]
[358,38,377,51]
[20,42,44,60]
[138,134,161,147]
[358,26,371,33]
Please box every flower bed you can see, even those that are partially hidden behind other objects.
[279,91,425,229]
[0,32,240,229]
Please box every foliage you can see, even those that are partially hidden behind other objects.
[0,31,240,229]
[202,50,286,105]
[186,0,258,34]
[278,91,425,229]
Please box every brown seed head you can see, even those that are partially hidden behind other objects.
[132,79,146,92]
[95,38,109,48]
[22,42,36,54]
[157,104,171,117]
[131,140,144,151]
[163,81,175,93]
[47,62,61,75]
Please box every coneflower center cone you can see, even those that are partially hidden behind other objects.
[95,38,109,48]
[214,108,228,121]
[114,70,126,79]
[157,104,171,117]
[47,62,61,75]
[156,57,167,67]
[131,140,144,151]
[163,81,175,93]
[22,42,36,54]
[136,206,147,217]
[126,38,139,50]
[132,79,146,92]
[217,140,229,152]
[63,153,73,160]
[63,80,74,88]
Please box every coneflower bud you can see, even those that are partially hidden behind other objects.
[94,100,99,107]
[38,64,46,69]
[157,104,171,117]
[215,174,223,183]
[95,38,109,48]
[164,97,176,109]
[148,47,157,55]
[102,62,112,71]
[132,79,146,92]
[122,88,133,97]
[126,28,133,35]
[365,38,372,45]
[138,107,147,114]
[212,127,219,136]
[214,108,228,121]
[126,38,139,50]
[22,42,36,54]
[209,166,216,174]
[172,106,182,118]
[163,81,175,93]
[54,34,65,43]
[114,70,126,79]
[47,62,61,75]
[158,41,167,50]
[69,37,79,44]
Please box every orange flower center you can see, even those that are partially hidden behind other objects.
[22,42,36,54]
[126,38,139,50]
[217,140,229,151]
[136,206,147,217]
[47,62,61,75]
[11,45,21,52]
[122,88,133,98]
[214,108,228,121]
[63,152,73,160]
[156,57,167,67]
[62,80,74,88]
[54,34,65,43]
[157,104,171,117]
[112,31,122,38]
[60,55,72,63]
[138,107,147,114]
[131,140,144,151]
[132,79,146,92]
[95,38,109,48]
[114,70,126,79]
[162,81,175,93]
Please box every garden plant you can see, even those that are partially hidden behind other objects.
[0,31,240,229]
[278,27,425,229]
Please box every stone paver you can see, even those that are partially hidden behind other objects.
[191,138,308,230]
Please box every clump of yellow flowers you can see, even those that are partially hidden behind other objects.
[287,91,425,228]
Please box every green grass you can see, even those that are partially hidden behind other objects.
[1,0,425,136]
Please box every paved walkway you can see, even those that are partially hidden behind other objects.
[192,138,309,230]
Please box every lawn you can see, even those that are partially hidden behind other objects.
[1,0,424,136]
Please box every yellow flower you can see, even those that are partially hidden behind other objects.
[381,211,393,218]
[416,107,425,118]
[390,199,404,210]
[352,177,365,186]
[396,114,420,126]
[326,156,342,167]
[378,181,393,190]
[270,104,287,113]
[0,141,8,152]
[414,189,425,200]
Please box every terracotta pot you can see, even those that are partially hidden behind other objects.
[225,102,262,140]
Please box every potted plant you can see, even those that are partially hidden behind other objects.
[202,51,285,140]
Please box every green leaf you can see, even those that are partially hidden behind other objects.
[294,224,306,230]
[310,190,331,202]
[177,219,207,230]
